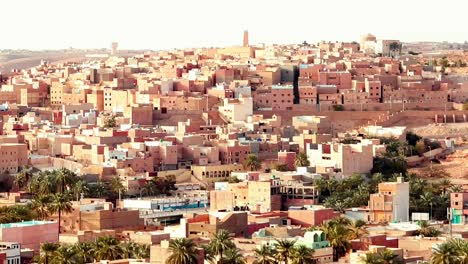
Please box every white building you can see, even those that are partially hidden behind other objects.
[0,242,20,264]
[219,95,253,122]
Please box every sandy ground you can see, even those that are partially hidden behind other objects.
[410,123,468,140]
[408,122,468,183]
[409,147,468,185]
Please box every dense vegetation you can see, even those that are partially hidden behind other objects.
[430,238,468,264]
[166,229,318,264]
[317,133,452,220]
[1,167,176,225]
[36,236,149,264]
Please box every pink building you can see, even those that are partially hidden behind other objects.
[0,221,58,251]
[278,151,296,171]
[254,85,294,110]
[216,140,251,165]
[319,71,352,90]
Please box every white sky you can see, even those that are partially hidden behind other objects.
[1,0,467,50]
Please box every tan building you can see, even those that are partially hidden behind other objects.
[369,177,409,223]
[191,164,243,184]
[0,141,28,174]
[210,180,282,213]
[54,200,143,233]
[187,211,248,237]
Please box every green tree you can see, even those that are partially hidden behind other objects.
[416,220,441,237]
[275,164,289,172]
[92,236,124,261]
[227,176,241,184]
[405,132,422,146]
[14,166,33,190]
[332,105,345,111]
[379,249,402,264]
[48,193,73,234]
[447,238,468,263]
[88,179,108,198]
[73,242,94,264]
[202,244,216,264]
[72,180,89,201]
[121,241,149,259]
[51,245,79,264]
[431,242,457,264]
[419,193,435,219]
[253,245,276,264]
[0,204,36,223]
[38,242,59,264]
[223,248,246,264]
[31,194,52,220]
[320,219,351,261]
[348,220,368,240]
[244,154,261,171]
[56,168,78,193]
[451,185,463,193]
[274,239,296,264]
[210,229,236,264]
[290,245,316,264]
[438,178,452,195]
[104,115,117,128]
[415,140,426,155]
[109,176,126,199]
[166,238,199,264]
[294,152,310,167]
[360,253,384,264]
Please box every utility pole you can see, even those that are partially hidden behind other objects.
[447,207,453,238]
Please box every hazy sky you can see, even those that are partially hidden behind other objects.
[2,0,467,50]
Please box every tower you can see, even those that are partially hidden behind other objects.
[111,42,118,55]
[243,30,249,47]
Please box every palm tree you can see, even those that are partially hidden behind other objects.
[431,242,457,264]
[51,245,79,264]
[210,229,235,264]
[134,243,150,259]
[31,194,51,220]
[72,180,89,201]
[320,221,351,261]
[48,193,73,234]
[294,152,310,167]
[166,238,199,264]
[379,249,402,264]
[420,192,434,219]
[121,241,138,259]
[121,241,149,259]
[39,242,59,264]
[92,236,124,261]
[348,220,368,240]
[202,244,216,264]
[447,238,468,263]
[253,245,276,264]
[450,185,463,193]
[275,239,296,264]
[14,166,33,190]
[73,242,94,264]
[88,179,108,198]
[244,154,261,171]
[109,176,125,199]
[360,253,384,264]
[56,168,77,193]
[290,245,316,264]
[223,248,246,264]
[438,178,452,194]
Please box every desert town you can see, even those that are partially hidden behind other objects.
[0,30,468,264]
